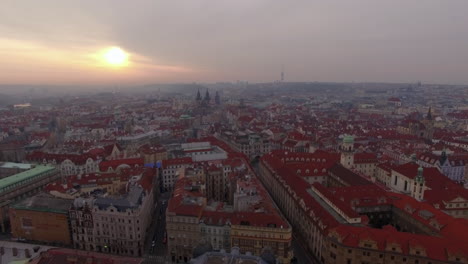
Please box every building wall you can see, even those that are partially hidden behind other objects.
[231,224,292,264]
[200,223,230,251]
[166,214,201,263]
[323,236,450,264]
[258,161,324,260]
[10,208,71,245]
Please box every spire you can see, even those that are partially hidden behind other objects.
[196,89,201,101]
[204,89,210,102]
[427,107,432,120]
[440,149,448,165]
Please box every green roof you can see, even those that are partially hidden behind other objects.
[343,135,354,144]
[0,165,56,192]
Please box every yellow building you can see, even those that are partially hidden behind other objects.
[231,221,293,264]
[10,193,71,245]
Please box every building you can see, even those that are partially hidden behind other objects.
[180,142,228,162]
[9,193,72,245]
[0,165,59,232]
[0,162,32,179]
[161,157,192,191]
[139,144,168,164]
[397,108,434,140]
[190,248,270,264]
[418,151,467,183]
[26,151,100,177]
[69,167,157,257]
[258,151,468,264]
[339,136,378,177]
[166,159,293,264]
[29,248,144,264]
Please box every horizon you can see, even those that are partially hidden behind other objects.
[2,0,468,86]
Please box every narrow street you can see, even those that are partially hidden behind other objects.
[143,192,170,264]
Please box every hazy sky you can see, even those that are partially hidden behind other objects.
[1,0,468,85]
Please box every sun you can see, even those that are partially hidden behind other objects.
[103,47,128,66]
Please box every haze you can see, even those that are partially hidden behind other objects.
[1,0,468,85]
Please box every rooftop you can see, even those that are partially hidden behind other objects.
[0,162,32,170]
[0,165,55,192]
[11,193,71,214]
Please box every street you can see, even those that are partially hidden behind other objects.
[143,192,170,264]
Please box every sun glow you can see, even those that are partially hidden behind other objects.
[103,47,128,66]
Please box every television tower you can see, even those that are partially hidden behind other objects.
[281,64,284,82]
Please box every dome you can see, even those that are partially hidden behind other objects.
[343,135,354,144]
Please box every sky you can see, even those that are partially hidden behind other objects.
[1,0,468,85]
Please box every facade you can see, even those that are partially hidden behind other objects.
[190,249,269,264]
[9,193,71,245]
[26,151,100,177]
[219,132,271,159]
[69,168,156,257]
[161,157,192,191]
[29,248,144,264]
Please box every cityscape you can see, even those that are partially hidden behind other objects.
[1,1,468,264]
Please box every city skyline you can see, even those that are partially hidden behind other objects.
[2,0,468,85]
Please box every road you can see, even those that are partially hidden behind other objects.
[143,192,170,264]
[291,234,320,264]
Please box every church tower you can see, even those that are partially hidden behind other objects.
[340,135,354,169]
[204,89,211,103]
[421,107,434,140]
[196,89,202,103]
[412,166,426,201]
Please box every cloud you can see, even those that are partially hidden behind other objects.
[1,0,468,84]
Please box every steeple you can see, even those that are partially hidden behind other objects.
[426,107,432,120]
[440,149,448,165]
[196,89,202,101]
[204,89,211,102]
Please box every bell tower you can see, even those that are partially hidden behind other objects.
[412,166,426,201]
[340,135,354,169]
